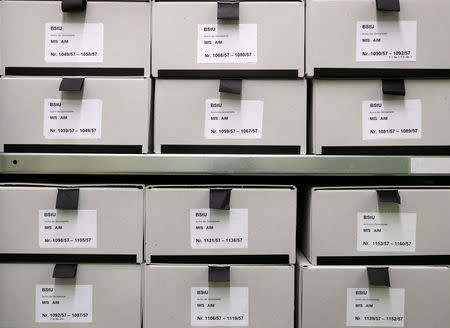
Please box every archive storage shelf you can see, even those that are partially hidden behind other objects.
[2,154,450,176]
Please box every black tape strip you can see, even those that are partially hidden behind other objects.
[53,264,78,278]
[4,144,142,154]
[314,68,450,78]
[219,79,242,95]
[59,78,85,91]
[56,189,79,210]
[0,254,137,263]
[376,0,400,11]
[161,145,301,155]
[377,190,401,204]
[157,69,299,78]
[209,266,230,282]
[210,189,231,210]
[62,0,87,12]
[317,255,450,266]
[5,67,144,76]
[217,1,239,20]
[382,79,405,96]
[321,146,450,156]
[367,267,390,287]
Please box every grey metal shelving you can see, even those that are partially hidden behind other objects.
[2,153,450,175]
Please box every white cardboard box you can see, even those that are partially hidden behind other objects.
[146,185,297,263]
[306,0,450,77]
[152,1,304,77]
[0,0,151,76]
[0,184,144,262]
[0,263,142,328]
[0,77,151,153]
[146,264,294,328]
[311,79,450,155]
[303,186,450,264]
[154,79,306,154]
[297,254,450,328]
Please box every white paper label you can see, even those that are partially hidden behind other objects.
[357,212,416,252]
[190,208,248,249]
[410,158,450,174]
[362,100,422,140]
[204,99,263,139]
[36,284,93,323]
[39,210,97,248]
[44,99,102,139]
[191,287,248,326]
[198,24,257,63]
[347,288,405,327]
[356,21,416,62]
[45,23,104,63]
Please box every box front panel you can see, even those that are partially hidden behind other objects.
[306,0,450,76]
[0,1,150,76]
[310,189,450,261]
[154,79,306,153]
[0,263,141,328]
[152,2,303,76]
[146,188,296,262]
[146,265,294,328]
[312,79,450,154]
[0,78,150,153]
[0,186,143,261]
[301,266,449,328]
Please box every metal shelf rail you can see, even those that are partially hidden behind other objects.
[2,154,450,175]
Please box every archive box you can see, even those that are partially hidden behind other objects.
[303,187,450,264]
[152,1,304,77]
[0,77,151,153]
[306,0,450,77]
[145,264,294,328]
[297,254,450,328]
[0,0,151,76]
[311,79,450,155]
[154,79,306,154]
[0,263,141,327]
[0,184,144,262]
[146,185,296,263]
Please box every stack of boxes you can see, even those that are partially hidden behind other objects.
[0,0,151,153]
[152,0,306,154]
[0,0,449,327]
[0,184,144,326]
[299,186,450,328]
[307,0,450,155]
[145,186,297,328]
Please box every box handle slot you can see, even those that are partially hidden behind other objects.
[367,267,391,286]
[56,188,80,210]
[219,79,242,95]
[217,1,239,20]
[208,266,230,282]
[62,0,87,13]
[376,189,401,204]
[376,0,400,12]
[53,264,78,278]
[59,78,85,92]
[382,79,405,96]
[210,189,231,210]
